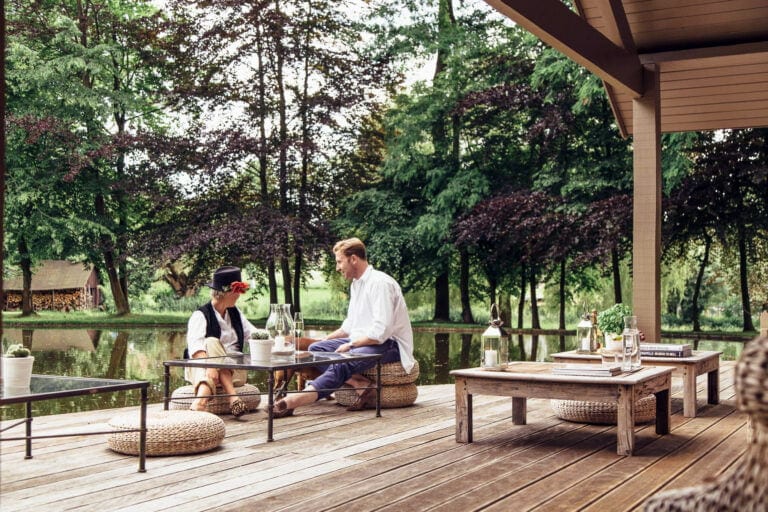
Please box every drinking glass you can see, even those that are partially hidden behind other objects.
[293,312,304,342]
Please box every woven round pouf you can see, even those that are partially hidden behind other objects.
[107,410,225,456]
[361,360,420,385]
[335,383,418,409]
[551,395,657,425]
[169,383,261,414]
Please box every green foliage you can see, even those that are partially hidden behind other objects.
[597,303,632,334]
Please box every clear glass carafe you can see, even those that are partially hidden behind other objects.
[621,315,641,371]
[265,304,294,360]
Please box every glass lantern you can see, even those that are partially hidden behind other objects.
[576,312,597,354]
[481,304,508,370]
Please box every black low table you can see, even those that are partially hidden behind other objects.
[163,351,383,442]
[0,375,149,472]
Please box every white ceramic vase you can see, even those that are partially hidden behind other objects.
[2,355,35,388]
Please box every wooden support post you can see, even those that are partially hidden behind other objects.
[632,64,662,342]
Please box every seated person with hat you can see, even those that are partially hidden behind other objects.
[186,266,256,417]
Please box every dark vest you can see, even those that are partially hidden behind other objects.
[183,302,245,358]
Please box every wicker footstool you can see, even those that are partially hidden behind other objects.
[169,383,261,414]
[107,410,225,456]
[335,361,420,409]
[551,395,657,425]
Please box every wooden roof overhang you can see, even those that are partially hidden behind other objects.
[484,0,768,136]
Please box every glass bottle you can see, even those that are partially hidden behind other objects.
[622,315,641,371]
[265,304,279,339]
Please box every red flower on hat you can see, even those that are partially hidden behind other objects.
[224,281,250,294]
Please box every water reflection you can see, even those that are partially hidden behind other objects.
[0,327,745,420]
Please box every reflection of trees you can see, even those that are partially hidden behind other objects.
[530,334,540,361]
[22,329,33,349]
[106,331,129,379]
[434,333,450,384]
[460,334,472,369]
[1,328,595,421]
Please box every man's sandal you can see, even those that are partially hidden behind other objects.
[273,399,294,418]
[230,398,248,418]
[347,387,376,411]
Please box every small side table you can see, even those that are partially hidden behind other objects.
[1,375,149,472]
[551,350,721,417]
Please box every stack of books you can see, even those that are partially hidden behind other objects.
[640,343,692,358]
[552,364,623,377]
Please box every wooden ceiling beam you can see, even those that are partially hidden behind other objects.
[485,0,644,97]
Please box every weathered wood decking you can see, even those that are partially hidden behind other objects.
[1,361,745,511]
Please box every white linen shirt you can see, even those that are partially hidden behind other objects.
[340,265,415,373]
[186,306,256,356]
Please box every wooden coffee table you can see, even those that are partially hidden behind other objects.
[551,350,721,417]
[451,362,673,456]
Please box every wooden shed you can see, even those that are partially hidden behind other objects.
[3,260,101,311]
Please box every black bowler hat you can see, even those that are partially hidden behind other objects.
[206,266,242,291]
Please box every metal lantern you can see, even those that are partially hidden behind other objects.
[576,312,597,354]
[481,304,508,370]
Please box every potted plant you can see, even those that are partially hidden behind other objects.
[2,343,35,390]
[597,303,632,351]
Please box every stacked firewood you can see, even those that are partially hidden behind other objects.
[4,290,84,311]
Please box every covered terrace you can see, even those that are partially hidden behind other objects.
[484,0,768,340]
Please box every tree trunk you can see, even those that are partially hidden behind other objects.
[292,250,303,313]
[268,261,278,304]
[429,0,454,326]
[95,192,130,315]
[18,237,34,316]
[498,291,511,329]
[433,270,451,322]
[691,235,711,332]
[488,276,497,314]
[559,259,566,330]
[612,247,622,304]
[517,264,526,329]
[738,228,755,331]
[280,256,293,306]
[459,248,474,323]
[529,266,540,329]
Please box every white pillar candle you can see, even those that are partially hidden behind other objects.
[581,337,591,351]
[274,335,285,349]
[484,350,498,367]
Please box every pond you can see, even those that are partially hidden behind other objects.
[0,327,744,420]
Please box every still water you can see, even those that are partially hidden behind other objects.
[0,327,743,420]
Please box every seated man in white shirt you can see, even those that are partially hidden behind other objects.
[273,238,415,416]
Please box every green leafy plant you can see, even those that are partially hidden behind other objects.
[597,303,632,335]
[251,329,270,340]
[4,343,31,358]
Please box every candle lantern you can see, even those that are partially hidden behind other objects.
[481,304,508,370]
[576,312,597,354]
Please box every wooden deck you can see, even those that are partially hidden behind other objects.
[1,361,746,511]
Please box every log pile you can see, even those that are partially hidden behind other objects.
[4,290,85,311]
